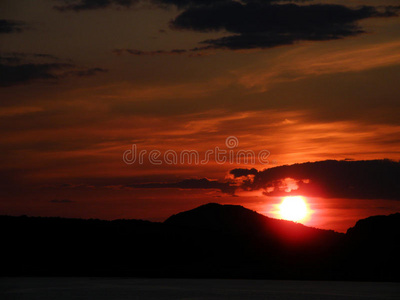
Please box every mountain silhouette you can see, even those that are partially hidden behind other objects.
[165,203,342,247]
[2,204,399,281]
[344,213,400,281]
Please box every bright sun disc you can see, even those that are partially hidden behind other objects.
[279,196,309,222]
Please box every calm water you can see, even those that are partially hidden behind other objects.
[1,278,399,300]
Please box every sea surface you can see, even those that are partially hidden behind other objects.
[1,278,399,300]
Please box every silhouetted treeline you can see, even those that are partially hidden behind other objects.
[2,204,399,281]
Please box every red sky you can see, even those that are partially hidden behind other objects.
[1,0,400,232]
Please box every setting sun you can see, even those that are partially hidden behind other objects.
[279,196,309,222]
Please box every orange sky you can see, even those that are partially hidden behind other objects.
[1,0,400,232]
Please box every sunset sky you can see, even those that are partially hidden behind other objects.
[1,0,400,232]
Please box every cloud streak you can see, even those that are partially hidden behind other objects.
[128,178,236,194]
[50,199,75,203]
[0,19,27,34]
[54,0,318,11]
[0,53,107,87]
[113,47,212,57]
[54,0,140,11]
[234,40,400,90]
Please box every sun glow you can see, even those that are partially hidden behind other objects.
[279,196,309,222]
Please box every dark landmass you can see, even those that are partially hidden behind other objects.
[2,203,399,281]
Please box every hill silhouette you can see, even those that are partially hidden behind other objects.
[165,203,340,241]
[2,204,399,281]
[344,213,400,281]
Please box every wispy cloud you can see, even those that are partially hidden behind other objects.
[0,53,107,87]
[234,40,400,90]
[0,19,27,34]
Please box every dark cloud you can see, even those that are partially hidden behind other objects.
[0,53,107,87]
[171,2,400,50]
[0,63,73,87]
[65,67,108,77]
[123,160,400,199]
[0,56,23,64]
[64,1,399,53]
[54,0,311,11]
[129,178,236,194]
[0,19,27,34]
[0,53,61,64]
[54,0,236,11]
[113,48,188,56]
[53,0,399,51]
[230,160,400,200]
[230,168,259,178]
[54,0,140,11]
[154,0,230,9]
[50,199,75,203]
[113,47,211,57]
